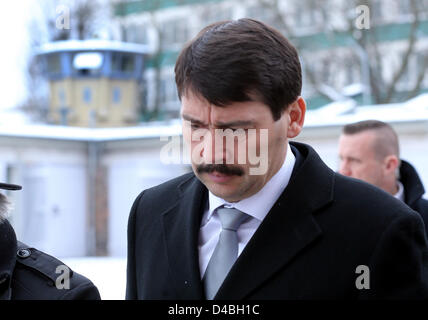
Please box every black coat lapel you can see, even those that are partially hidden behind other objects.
[161,176,207,299]
[215,142,335,299]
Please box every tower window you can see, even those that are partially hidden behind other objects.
[72,52,103,76]
[83,87,92,103]
[112,87,121,103]
[111,53,135,73]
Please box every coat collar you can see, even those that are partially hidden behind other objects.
[161,176,207,299]
[400,160,426,207]
[0,220,17,300]
[161,141,335,300]
[215,141,334,299]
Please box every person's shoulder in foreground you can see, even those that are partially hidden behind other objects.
[0,220,100,300]
[0,181,101,300]
[11,242,101,300]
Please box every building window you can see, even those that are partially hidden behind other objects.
[72,52,103,76]
[160,19,189,48]
[112,87,121,103]
[46,53,61,74]
[159,75,180,109]
[203,5,232,25]
[58,89,66,104]
[125,24,147,44]
[397,0,412,18]
[111,52,135,74]
[83,87,92,103]
[372,0,383,23]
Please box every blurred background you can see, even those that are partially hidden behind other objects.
[0,0,427,299]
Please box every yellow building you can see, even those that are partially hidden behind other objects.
[37,40,150,127]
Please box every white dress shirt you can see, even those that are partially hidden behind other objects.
[198,143,296,278]
[394,181,405,202]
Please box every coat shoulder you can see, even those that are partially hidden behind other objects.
[131,171,196,212]
[333,173,422,224]
[11,242,100,300]
[145,171,195,195]
[415,197,428,214]
[414,197,428,228]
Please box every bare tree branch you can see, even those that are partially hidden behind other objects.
[383,0,420,102]
[407,52,428,99]
[257,0,346,101]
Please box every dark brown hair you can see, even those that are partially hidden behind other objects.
[174,18,302,121]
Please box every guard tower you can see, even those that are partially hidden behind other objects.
[36,40,150,127]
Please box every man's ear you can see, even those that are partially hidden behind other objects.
[384,155,400,174]
[287,97,306,139]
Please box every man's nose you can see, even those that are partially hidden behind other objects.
[339,160,351,176]
[200,130,233,164]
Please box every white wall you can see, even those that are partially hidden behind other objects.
[0,137,88,257]
[19,163,87,257]
[105,142,190,257]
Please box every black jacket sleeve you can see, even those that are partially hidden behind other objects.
[61,276,101,300]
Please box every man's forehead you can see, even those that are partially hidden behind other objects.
[340,131,378,154]
[181,95,270,122]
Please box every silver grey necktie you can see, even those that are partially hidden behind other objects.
[203,207,249,300]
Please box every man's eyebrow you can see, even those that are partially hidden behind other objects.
[345,156,362,162]
[215,120,255,128]
[181,114,255,127]
[181,114,207,125]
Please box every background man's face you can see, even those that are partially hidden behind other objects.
[338,131,386,188]
[181,91,290,202]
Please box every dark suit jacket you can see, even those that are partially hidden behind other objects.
[126,142,428,300]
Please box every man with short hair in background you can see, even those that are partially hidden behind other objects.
[338,119,428,233]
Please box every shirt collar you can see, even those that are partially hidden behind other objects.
[207,143,296,223]
[394,180,405,202]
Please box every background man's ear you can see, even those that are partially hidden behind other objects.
[384,155,400,173]
[287,97,306,139]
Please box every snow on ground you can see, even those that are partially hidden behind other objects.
[61,257,127,300]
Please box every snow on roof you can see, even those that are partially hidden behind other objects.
[0,121,183,142]
[342,83,365,96]
[403,93,428,110]
[36,39,152,55]
[0,108,33,126]
[305,94,428,127]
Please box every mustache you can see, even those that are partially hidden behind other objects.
[196,164,244,176]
